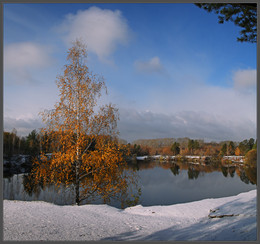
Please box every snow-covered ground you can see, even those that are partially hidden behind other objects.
[4,190,257,241]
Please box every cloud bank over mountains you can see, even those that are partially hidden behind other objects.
[118,108,256,143]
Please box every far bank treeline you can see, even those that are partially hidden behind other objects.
[3,128,256,160]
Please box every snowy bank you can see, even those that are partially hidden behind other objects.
[4,190,257,241]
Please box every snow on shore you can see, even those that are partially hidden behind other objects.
[4,190,256,241]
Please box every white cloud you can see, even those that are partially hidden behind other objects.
[134,56,165,74]
[59,7,130,61]
[4,42,52,84]
[233,69,256,89]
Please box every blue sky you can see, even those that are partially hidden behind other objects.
[4,3,256,142]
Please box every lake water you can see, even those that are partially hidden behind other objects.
[3,161,256,208]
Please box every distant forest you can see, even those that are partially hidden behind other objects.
[128,137,256,157]
[3,129,256,159]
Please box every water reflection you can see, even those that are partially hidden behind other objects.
[133,161,256,206]
[3,160,256,208]
[170,164,180,176]
[244,166,257,185]
[187,167,200,179]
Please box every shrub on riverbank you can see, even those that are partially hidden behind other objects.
[244,149,257,167]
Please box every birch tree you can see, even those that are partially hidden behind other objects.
[31,40,132,206]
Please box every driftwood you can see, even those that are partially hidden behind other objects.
[208,209,239,218]
[208,214,239,218]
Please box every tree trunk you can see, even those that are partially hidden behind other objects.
[75,161,80,205]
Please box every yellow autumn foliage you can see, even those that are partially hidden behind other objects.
[29,40,135,206]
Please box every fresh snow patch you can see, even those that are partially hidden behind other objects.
[136,156,149,160]
[3,190,256,241]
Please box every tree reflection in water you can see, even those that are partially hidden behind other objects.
[221,166,228,177]
[22,164,139,208]
[159,160,256,184]
[4,159,256,207]
[244,166,257,185]
[170,163,180,176]
[220,165,256,185]
[187,167,200,179]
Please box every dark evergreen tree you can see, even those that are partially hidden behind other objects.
[193,140,200,150]
[188,139,194,155]
[220,143,227,156]
[195,3,257,43]
[248,138,255,150]
[171,142,180,155]
[228,141,235,155]
[25,130,40,156]
[238,139,255,155]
